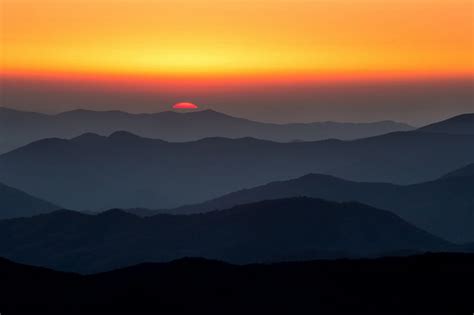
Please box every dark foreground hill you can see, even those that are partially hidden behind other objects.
[1,129,473,210]
[1,253,473,314]
[0,182,59,219]
[0,198,451,273]
[167,172,474,243]
[0,107,413,154]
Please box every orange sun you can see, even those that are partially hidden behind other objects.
[173,102,199,109]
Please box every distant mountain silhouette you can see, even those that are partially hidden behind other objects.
[1,253,473,313]
[419,113,474,135]
[0,107,414,153]
[0,182,59,219]
[0,198,451,273]
[1,130,473,210]
[442,163,474,178]
[166,173,474,243]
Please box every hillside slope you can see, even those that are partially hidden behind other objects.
[0,198,450,273]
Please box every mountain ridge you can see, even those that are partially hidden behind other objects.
[1,253,473,313]
[418,113,474,135]
[1,128,473,211]
[160,171,474,243]
[0,197,451,273]
[442,163,474,178]
[0,182,59,219]
[0,106,414,154]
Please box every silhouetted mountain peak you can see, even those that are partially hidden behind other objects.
[108,131,144,140]
[46,209,86,219]
[59,109,95,115]
[442,163,474,178]
[72,133,105,142]
[216,197,354,217]
[186,109,246,120]
[159,109,229,118]
[191,109,225,116]
[317,119,412,129]
[97,208,139,219]
[297,173,348,182]
[0,182,59,219]
[446,113,474,123]
[193,136,270,145]
[58,109,129,117]
[168,257,229,267]
[153,110,180,117]
[419,113,474,135]
[0,107,20,114]
[0,107,48,119]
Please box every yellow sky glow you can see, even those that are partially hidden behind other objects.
[1,0,473,81]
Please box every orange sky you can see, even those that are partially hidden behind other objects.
[1,0,473,82]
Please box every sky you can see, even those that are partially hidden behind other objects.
[1,0,473,124]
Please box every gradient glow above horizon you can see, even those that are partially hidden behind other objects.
[1,0,473,81]
[1,0,473,125]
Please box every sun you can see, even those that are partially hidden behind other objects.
[173,102,199,109]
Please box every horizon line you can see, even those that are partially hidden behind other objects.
[0,105,428,126]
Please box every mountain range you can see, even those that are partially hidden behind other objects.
[442,162,474,178]
[419,113,474,135]
[2,162,471,243]
[164,167,474,243]
[1,117,473,210]
[1,253,473,313]
[1,107,472,312]
[0,197,451,273]
[0,182,59,219]
[0,107,414,154]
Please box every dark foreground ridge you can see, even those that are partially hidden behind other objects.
[0,198,452,273]
[0,253,473,314]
